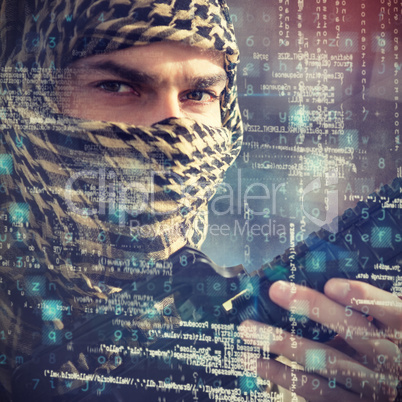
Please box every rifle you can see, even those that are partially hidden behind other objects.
[10,178,402,401]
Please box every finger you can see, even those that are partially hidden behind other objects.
[239,320,399,398]
[326,335,401,375]
[254,357,398,402]
[257,358,363,402]
[269,281,400,361]
[324,279,402,337]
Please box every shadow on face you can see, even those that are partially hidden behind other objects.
[57,41,227,127]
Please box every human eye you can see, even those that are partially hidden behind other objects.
[182,90,220,103]
[96,81,138,95]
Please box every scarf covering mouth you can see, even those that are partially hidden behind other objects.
[0,0,243,281]
[0,1,242,396]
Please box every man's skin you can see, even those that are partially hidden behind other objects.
[242,279,401,401]
[58,42,226,127]
[60,41,401,401]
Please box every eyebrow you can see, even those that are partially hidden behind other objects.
[73,60,228,89]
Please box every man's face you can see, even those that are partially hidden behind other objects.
[59,41,227,127]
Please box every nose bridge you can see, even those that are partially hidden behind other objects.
[155,90,184,122]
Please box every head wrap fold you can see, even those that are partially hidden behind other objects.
[0,0,242,283]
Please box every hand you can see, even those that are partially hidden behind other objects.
[239,279,402,401]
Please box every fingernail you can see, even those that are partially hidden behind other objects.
[325,279,351,298]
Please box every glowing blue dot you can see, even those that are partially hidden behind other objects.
[306,251,326,272]
[0,154,13,175]
[371,227,392,248]
[8,203,30,223]
[305,349,326,371]
[289,106,310,127]
[239,376,259,394]
[42,300,62,321]
[26,276,46,297]
[339,129,359,150]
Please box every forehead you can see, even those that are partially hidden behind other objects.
[70,41,225,77]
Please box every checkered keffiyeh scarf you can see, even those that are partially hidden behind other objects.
[0,0,242,256]
[0,0,242,282]
[0,0,242,394]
